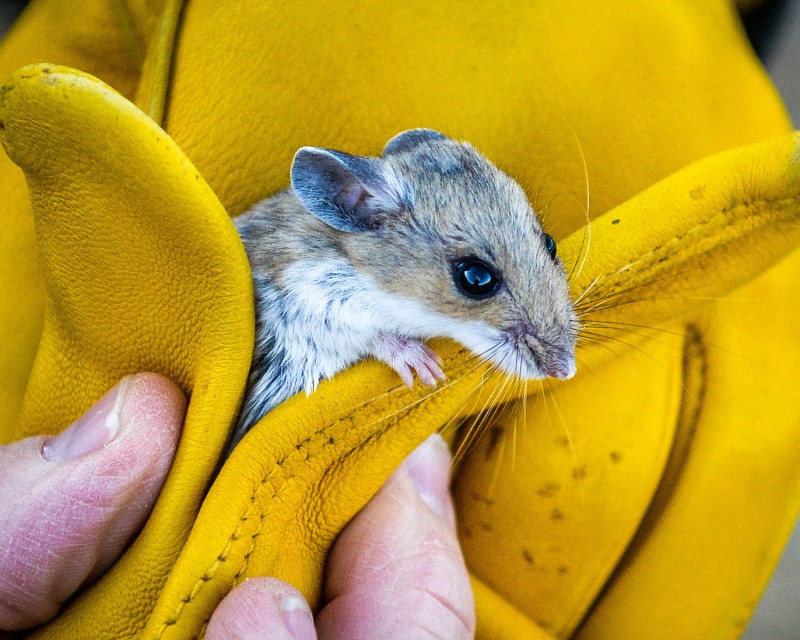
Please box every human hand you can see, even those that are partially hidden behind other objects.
[206,433,475,640]
[0,376,474,639]
[0,373,186,630]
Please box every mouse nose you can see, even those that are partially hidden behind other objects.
[542,350,577,380]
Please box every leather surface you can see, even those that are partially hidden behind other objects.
[0,1,799,638]
[0,65,254,639]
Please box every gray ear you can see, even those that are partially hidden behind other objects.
[291,147,408,233]
[382,128,448,156]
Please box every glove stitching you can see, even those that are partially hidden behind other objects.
[580,194,800,310]
[156,429,344,637]
[222,377,475,593]
[232,446,314,583]
[225,371,486,593]
[154,464,283,638]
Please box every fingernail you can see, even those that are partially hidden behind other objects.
[42,378,130,461]
[403,433,454,521]
[280,594,316,640]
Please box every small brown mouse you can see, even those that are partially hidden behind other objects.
[230,129,577,450]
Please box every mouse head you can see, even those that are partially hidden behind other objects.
[290,129,578,380]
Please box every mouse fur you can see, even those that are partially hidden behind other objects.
[230,129,578,451]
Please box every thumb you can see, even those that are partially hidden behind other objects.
[0,373,186,631]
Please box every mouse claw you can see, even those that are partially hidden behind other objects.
[373,335,445,389]
[395,361,416,388]
[418,345,447,387]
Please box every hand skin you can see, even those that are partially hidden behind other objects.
[0,373,186,631]
[0,375,475,639]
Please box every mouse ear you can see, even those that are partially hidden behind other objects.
[291,147,409,233]
[382,128,448,156]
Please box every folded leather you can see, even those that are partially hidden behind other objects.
[576,250,800,638]
[0,65,254,639]
[0,0,159,433]
[1,0,799,638]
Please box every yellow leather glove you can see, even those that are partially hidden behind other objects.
[1,1,799,638]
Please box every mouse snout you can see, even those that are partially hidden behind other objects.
[541,349,577,380]
[510,327,577,380]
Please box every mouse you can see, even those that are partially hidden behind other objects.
[229,128,578,452]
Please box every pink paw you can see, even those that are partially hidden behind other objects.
[373,336,446,388]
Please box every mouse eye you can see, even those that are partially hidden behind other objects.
[543,233,557,260]
[453,258,501,299]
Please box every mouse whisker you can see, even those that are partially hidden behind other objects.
[562,118,591,285]
[572,261,668,312]
[579,290,739,318]
[451,359,513,468]
[577,328,673,370]
[580,319,689,344]
[509,356,529,473]
[573,254,722,317]
[572,272,605,307]
[566,200,592,286]
[575,333,626,359]
[542,378,579,470]
[465,351,519,455]
[581,319,754,366]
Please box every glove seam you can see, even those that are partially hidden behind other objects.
[154,460,284,638]
[579,193,800,311]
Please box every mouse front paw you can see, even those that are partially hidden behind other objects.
[372,335,446,387]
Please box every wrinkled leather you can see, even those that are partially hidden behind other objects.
[1,1,799,638]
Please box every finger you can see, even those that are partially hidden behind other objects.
[0,373,186,631]
[206,577,316,640]
[316,433,475,640]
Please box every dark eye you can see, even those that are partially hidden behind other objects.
[453,258,501,299]
[543,233,557,260]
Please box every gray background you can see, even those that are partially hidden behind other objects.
[0,1,798,637]
[741,2,800,636]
